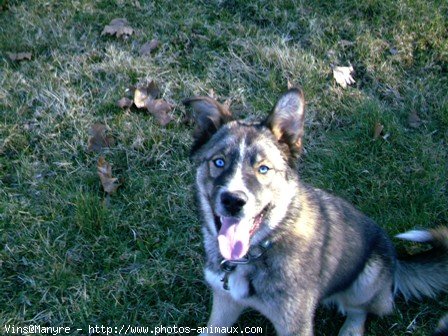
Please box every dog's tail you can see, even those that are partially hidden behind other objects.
[394,226,448,300]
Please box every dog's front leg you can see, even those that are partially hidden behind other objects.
[200,289,244,336]
[269,295,317,336]
[273,314,314,336]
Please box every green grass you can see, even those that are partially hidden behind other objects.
[1,0,447,335]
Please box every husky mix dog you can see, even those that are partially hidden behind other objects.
[183,88,448,336]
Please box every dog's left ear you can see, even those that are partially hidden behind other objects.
[183,96,232,154]
[265,88,305,157]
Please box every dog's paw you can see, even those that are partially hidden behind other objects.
[338,327,363,336]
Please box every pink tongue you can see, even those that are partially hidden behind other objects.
[218,216,251,260]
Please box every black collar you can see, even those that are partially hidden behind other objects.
[219,239,272,290]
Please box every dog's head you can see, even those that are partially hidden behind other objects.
[184,88,305,261]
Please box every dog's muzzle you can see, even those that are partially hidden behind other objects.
[220,190,248,217]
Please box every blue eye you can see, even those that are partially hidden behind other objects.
[258,165,270,174]
[213,158,225,168]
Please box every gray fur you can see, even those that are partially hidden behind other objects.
[184,88,448,336]
[395,227,448,300]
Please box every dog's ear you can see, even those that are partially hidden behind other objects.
[265,88,305,157]
[183,96,232,153]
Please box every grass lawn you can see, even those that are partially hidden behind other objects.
[1,0,447,335]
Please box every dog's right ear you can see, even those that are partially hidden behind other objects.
[265,88,305,159]
[183,96,232,154]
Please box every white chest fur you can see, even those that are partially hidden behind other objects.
[205,268,250,301]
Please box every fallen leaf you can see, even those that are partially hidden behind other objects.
[408,110,422,128]
[88,123,115,152]
[139,39,159,56]
[333,65,355,89]
[97,156,121,194]
[129,81,171,126]
[145,99,173,126]
[101,18,134,38]
[133,81,160,108]
[117,97,133,108]
[373,122,384,140]
[7,52,32,61]
[133,87,148,108]
[145,80,160,99]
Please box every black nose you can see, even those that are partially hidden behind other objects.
[221,191,248,216]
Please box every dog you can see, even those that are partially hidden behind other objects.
[183,88,448,336]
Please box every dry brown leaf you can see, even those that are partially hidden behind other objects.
[101,18,134,38]
[130,81,171,125]
[117,97,133,109]
[373,122,384,140]
[133,87,148,108]
[408,110,422,128]
[333,65,355,89]
[207,90,232,110]
[97,156,121,194]
[133,81,160,108]
[88,123,115,152]
[145,80,160,99]
[145,99,173,126]
[139,39,159,56]
[7,52,32,61]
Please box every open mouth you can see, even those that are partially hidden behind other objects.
[213,205,269,261]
